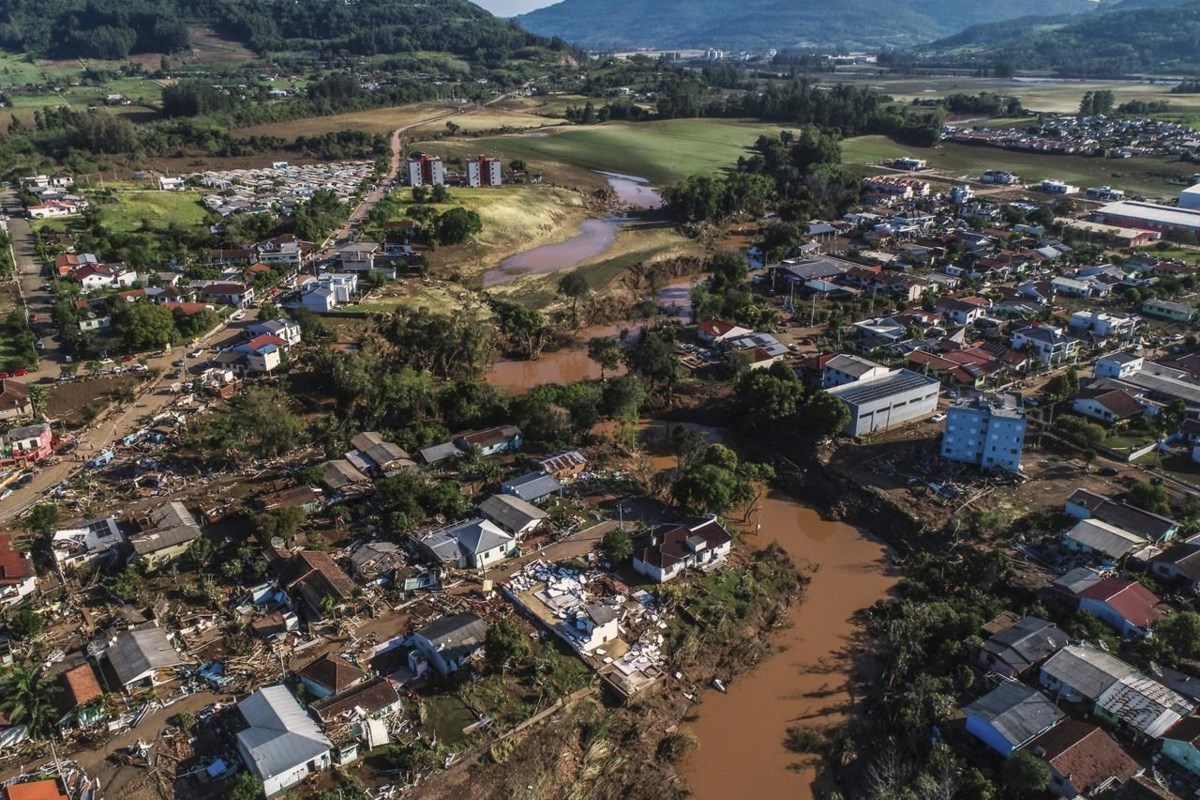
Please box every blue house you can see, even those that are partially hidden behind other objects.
[964,682,1065,757]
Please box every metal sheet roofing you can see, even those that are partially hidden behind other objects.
[964,682,1064,749]
[237,685,331,782]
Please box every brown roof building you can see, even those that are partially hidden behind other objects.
[297,652,365,698]
[1029,718,1139,797]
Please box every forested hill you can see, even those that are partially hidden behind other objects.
[913,0,1200,75]
[513,0,1101,51]
[0,0,566,61]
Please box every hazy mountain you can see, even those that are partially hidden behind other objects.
[513,0,1104,51]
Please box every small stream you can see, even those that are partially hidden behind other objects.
[481,173,662,288]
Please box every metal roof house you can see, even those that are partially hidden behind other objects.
[412,519,517,570]
[826,369,941,436]
[1096,674,1194,739]
[500,472,563,505]
[977,616,1068,678]
[478,494,547,537]
[1040,645,1136,704]
[236,685,332,797]
[408,612,488,676]
[101,626,186,691]
[964,682,1065,757]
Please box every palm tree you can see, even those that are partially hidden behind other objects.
[26,385,47,420]
[0,664,60,738]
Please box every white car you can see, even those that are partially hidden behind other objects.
[98,357,114,365]
[230,310,246,321]
[930,413,947,423]
[188,349,204,358]
[129,364,148,373]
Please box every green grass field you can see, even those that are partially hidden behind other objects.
[35,189,208,237]
[842,135,1198,198]
[421,119,789,185]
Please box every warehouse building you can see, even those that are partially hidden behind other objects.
[826,369,940,436]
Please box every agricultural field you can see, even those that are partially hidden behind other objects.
[420,118,787,186]
[842,135,1199,198]
[234,102,460,138]
[827,71,1200,116]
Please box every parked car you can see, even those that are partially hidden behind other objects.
[930,413,947,423]
[188,349,204,358]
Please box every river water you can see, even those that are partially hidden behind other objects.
[684,493,897,800]
[481,173,662,288]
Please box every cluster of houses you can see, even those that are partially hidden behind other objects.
[20,175,89,219]
[960,485,1200,797]
[189,161,376,218]
[943,114,1200,159]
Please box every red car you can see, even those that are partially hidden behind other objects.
[12,369,26,377]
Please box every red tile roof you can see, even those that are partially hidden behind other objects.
[1080,578,1164,628]
[243,334,288,351]
[1029,718,1138,794]
[58,663,103,708]
[5,780,69,800]
[297,652,365,694]
[0,535,34,585]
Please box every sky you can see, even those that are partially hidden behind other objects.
[474,0,559,17]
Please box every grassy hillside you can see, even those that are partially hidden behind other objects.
[915,0,1200,74]
[418,119,790,185]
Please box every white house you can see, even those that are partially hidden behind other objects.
[822,354,890,389]
[1012,326,1080,365]
[158,177,185,191]
[408,613,487,676]
[246,318,302,347]
[1094,352,1144,380]
[236,685,332,797]
[1069,311,1138,339]
[632,517,733,583]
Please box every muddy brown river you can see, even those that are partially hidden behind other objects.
[684,493,896,799]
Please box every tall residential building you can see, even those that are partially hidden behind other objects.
[407,154,445,187]
[941,393,1027,473]
[466,156,503,188]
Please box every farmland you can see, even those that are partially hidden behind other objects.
[842,135,1199,198]
[827,70,1200,116]
[417,118,788,185]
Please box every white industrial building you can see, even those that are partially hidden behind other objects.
[826,369,941,436]
[1180,184,1200,210]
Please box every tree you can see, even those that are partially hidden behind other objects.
[435,207,482,245]
[114,301,177,351]
[0,665,59,738]
[187,536,214,566]
[624,327,680,403]
[587,337,622,381]
[1126,480,1170,515]
[22,503,58,536]
[205,387,306,461]
[736,367,805,427]
[1002,750,1050,799]
[8,609,42,640]
[484,618,530,675]
[557,272,590,326]
[223,772,264,800]
[255,506,306,545]
[1153,611,1200,661]
[672,464,753,514]
[802,391,851,439]
[496,303,550,360]
[601,528,633,564]
[26,385,48,420]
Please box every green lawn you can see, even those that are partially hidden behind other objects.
[423,695,479,746]
[421,119,788,184]
[95,190,209,234]
[842,135,1198,199]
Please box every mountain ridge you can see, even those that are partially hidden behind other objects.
[514,0,1105,51]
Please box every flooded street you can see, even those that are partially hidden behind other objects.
[684,492,896,800]
[484,324,634,392]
